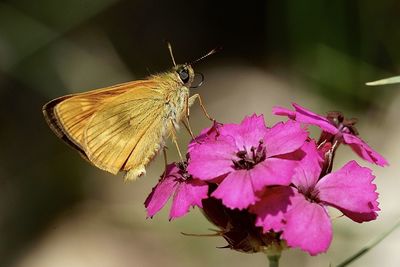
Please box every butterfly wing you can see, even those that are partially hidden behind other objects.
[42,80,155,157]
[83,86,167,180]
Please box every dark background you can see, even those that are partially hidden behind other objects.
[0,1,399,266]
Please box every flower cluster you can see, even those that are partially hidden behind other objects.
[145,103,386,256]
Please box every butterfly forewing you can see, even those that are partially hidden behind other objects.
[83,85,165,178]
[43,80,152,150]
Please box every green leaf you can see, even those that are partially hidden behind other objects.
[366,75,400,86]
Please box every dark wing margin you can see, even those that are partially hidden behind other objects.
[42,96,89,159]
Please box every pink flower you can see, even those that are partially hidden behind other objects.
[251,142,379,255]
[188,120,222,151]
[187,114,308,210]
[273,103,388,166]
[145,162,208,220]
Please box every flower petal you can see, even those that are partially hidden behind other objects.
[251,186,295,232]
[252,157,298,188]
[274,103,338,134]
[342,133,389,167]
[188,121,222,152]
[316,160,379,222]
[282,195,332,256]
[340,205,379,223]
[212,170,259,210]
[292,103,338,134]
[264,120,308,157]
[187,135,236,180]
[272,106,296,119]
[292,141,322,189]
[219,114,269,151]
[145,165,178,218]
[170,179,209,219]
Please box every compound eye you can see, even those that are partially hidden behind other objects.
[178,68,190,84]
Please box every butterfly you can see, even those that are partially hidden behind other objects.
[43,43,216,180]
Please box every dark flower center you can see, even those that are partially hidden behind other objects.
[175,161,191,181]
[318,112,359,177]
[327,111,359,135]
[297,185,320,203]
[232,140,266,170]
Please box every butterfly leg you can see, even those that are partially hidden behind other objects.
[189,93,215,121]
[161,146,169,179]
[163,147,168,169]
[170,120,184,161]
[182,96,198,142]
[182,119,196,140]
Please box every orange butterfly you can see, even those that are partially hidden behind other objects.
[43,44,216,180]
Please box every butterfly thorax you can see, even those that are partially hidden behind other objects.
[151,65,194,124]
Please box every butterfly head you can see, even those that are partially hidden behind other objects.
[174,64,195,86]
[167,42,218,88]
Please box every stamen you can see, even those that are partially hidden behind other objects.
[327,111,359,136]
[232,141,266,170]
[299,186,320,203]
[175,161,191,180]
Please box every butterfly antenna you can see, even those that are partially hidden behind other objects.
[167,42,177,67]
[189,46,221,66]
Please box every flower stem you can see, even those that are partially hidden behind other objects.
[337,218,400,267]
[264,242,282,267]
[267,254,280,267]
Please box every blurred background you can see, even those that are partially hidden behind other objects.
[1,0,400,266]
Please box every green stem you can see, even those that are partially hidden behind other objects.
[264,242,282,267]
[337,218,400,267]
[267,254,280,267]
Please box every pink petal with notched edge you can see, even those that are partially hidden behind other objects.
[340,203,379,223]
[282,194,332,256]
[342,133,389,167]
[187,135,236,180]
[145,165,178,218]
[292,141,322,189]
[211,170,259,210]
[273,103,338,134]
[252,157,299,189]
[188,122,222,152]
[219,114,269,150]
[170,179,209,219]
[291,103,339,134]
[316,161,379,222]
[264,120,308,157]
[251,186,295,232]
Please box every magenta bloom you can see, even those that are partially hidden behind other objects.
[273,103,388,166]
[145,162,208,220]
[251,142,379,255]
[187,114,308,210]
